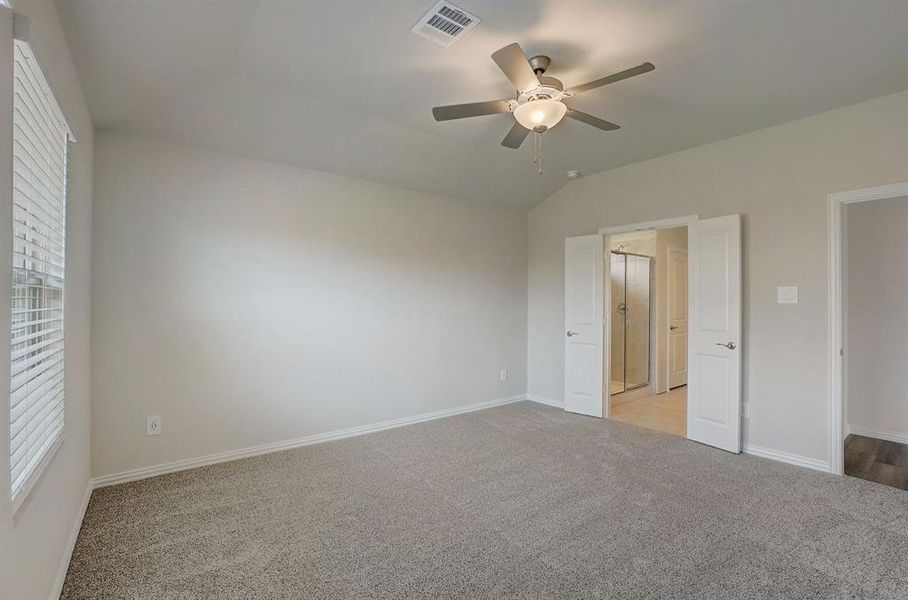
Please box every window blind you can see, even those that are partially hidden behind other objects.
[9,39,71,509]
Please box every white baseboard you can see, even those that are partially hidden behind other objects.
[743,444,830,473]
[846,424,908,445]
[49,483,92,600]
[91,394,528,489]
[526,394,564,409]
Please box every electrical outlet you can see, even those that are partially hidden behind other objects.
[742,403,750,419]
[499,368,508,383]
[146,415,162,436]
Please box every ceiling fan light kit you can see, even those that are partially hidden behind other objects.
[513,98,567,132]
[432,42,654,174]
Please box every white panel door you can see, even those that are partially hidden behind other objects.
[668,248,688,389]
[564,235,604,417]
[687,215,741,452]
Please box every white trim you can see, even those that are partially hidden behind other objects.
[847,424,908,445]
[827,182,908,476]
[743,444,830,473]
[829,182,908,205]
[599,215,699,236]
[48,483,92,600]
[91,394,527,488]
[527,394,564,409]
[11,433,63,515]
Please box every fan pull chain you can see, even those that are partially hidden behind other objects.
[538,132,543,175]
[533,131,543,175]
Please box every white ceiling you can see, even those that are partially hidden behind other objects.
[56,0,908,208]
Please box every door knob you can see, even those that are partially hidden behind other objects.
[670,325,678,331]
[566,330,579,337]
[715,342,736,350]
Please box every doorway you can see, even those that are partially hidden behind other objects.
[836,188,908,489]
[828,182,908,478]
[607,227,688,437]
[564,213,742,453]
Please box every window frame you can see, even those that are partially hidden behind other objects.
[5,29,74,518]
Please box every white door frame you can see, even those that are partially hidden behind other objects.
[599,215,698,418]
[827,182,908,476]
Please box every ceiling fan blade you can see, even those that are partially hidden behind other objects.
[491,43,540,93]
[567,62,655,95]
[432,99,513,121]
[501,122,530,149]
[566,108,620,131]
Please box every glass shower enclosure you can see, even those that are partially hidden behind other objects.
[610,251,652,395]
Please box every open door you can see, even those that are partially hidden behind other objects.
[667,248,689,389]
[687,215,742,452]
[564,235,604,417]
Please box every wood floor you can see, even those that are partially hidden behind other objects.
[610,386,686,437]
[844,434,908,490]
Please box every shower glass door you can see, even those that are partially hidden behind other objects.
[610,251,652,394]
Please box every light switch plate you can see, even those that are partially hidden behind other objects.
[777,286,798,304]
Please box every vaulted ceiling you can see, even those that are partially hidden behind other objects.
[56,0,908,208]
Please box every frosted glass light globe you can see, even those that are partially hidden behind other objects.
[513,98,567,131]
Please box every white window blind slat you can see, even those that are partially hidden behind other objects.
[11,344,64,380]
[11,305,64,317]
[11,251,65,276]
[13,236,65,264]
[11,386,63,443]
[11,370,62,417]
[11,324,63,346]
[11,355,64,399]
[9,39,72,511]
[12,196,65,240]
[13,215,66,252]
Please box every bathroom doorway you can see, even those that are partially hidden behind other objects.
[607,227,688,437]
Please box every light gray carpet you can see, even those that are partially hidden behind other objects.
[62,402,908,599]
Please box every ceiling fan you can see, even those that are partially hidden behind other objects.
[432,42,654,153]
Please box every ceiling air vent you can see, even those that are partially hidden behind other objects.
[411,1,481,47]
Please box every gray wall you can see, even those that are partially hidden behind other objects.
[845,196,908,440]
[528,90,908,466]
[0,1,94,598]
[91,132,528,478]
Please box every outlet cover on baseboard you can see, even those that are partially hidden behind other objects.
[146,415,162,436]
